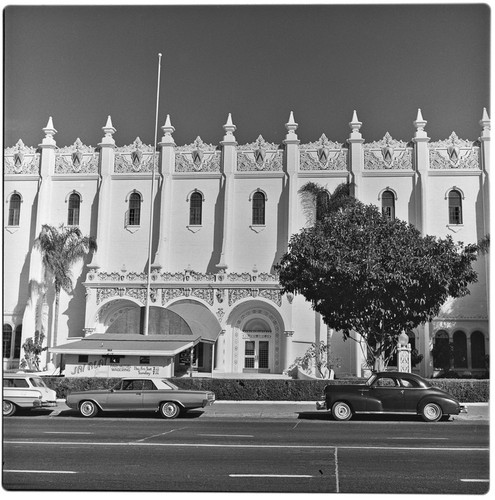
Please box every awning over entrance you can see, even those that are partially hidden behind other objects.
[50,333,201,357]
[167,300,222,343]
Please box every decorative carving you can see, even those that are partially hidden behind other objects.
[228,287,282,306]
[115,138,155,173]
[227,272,252,282]
[300,135,348,171]
[216,308,225,323]
[175,137,220,172]
[4,140,40,175]
[126,288,147,304]
[364,134,413,170]
[55,139,98,174]
[237,136,283,171]
[429,133,480,169]
[161,288,185,305]
[191,288,214,305]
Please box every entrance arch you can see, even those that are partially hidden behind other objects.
[228,300,285,374]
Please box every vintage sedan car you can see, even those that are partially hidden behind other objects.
[316,371,467,422]
[3,373,58,416]
[66,377,215,418]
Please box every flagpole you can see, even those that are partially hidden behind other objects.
[144,52,162,336]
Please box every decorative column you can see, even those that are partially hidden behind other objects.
[21,118,58,369]
[216,114,237,271]
[283,111,300,235]
[152,115,176,270]
[479,108,490,305]
[397,332,412,372]
[348,110,364,200]
[88,116,116,270]
[412,109,430,235]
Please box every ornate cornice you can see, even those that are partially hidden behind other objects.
[237,135,283,172]
[175,136,220,172]
[364,133,413,170]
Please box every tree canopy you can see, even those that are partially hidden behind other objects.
[277,186,486,369]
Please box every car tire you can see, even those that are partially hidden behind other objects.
[421,402,442,422]
[331,401,353,421]
[79,400,99,418]
[160,401,181,419]
[3,400,17,417]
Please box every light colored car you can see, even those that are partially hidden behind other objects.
[66,377,216,418]
[3,373,58,416]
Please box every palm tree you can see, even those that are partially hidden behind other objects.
[298,182,355,376]
[34,224,97,359]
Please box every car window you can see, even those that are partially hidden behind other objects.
[3,378,29,388]
[373,377,397,387]
[400,378,420,388]
[29,377,48,388]
[142,380,156,390]
[122,380,143,391]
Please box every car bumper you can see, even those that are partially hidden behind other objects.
[316,400,327,411]
[459,405,468,414]
[33,400,58,408]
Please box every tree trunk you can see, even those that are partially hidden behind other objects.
[52,287,60,365]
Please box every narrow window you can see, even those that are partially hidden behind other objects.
[67,193,80,226]
[471,331,486,369]
[128,192,141,226]
[252,191,265,225]
[453,330,467,368]
[8,193,21,226]
[189,192,202,225]
[382,190,395,221]
[433,330,450,370]
[448,190,462,225]
[3,324,13,359]
[14,325,22,359]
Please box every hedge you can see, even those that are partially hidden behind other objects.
[42,376,489,402]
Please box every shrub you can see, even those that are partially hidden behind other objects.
[42,376,488,402]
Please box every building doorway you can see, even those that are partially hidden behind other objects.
[244,339,270,372]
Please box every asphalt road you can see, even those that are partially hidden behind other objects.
[2,408,489,493]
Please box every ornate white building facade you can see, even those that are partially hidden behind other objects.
[3,109,490,378]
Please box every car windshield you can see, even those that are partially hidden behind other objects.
[29,377,48,388]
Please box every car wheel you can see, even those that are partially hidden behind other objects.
[79,400,99,418]
[3,400,17,417]
[331,401,353,421]
[160,401,181,419]
[421,402,442,422]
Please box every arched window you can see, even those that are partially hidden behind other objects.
[252,191,265,225]
[3,324,13,359]
[128,192,141,226]
[316,191,330,222]
[471,331,486,369]
[433,330,450,370]
[67,192,80,226]
[189,192,203,225]
[8,193,21,226]
[448,189,462,225]
[453,330,467,368]
[382,190,395,221]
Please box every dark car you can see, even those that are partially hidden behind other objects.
[66,377,215,418]
[316,371,467,422]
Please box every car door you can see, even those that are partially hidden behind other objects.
[141,379,161,410]
[400,376,426,412]
[368,375,405,412]
[104,380,145,411]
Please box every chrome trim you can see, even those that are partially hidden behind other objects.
[354,410,417,415]
[459,405,468,413]
[316,401,327,411]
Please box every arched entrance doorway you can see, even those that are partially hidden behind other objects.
[228,301,285,374]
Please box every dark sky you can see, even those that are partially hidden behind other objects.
[3,3,490,148]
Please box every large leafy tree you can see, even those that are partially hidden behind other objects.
[277,184,487,371]
[34,224,97,357]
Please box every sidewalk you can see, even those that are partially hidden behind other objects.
[55,400,488,420]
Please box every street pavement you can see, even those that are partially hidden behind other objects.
[53,400,489,420]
